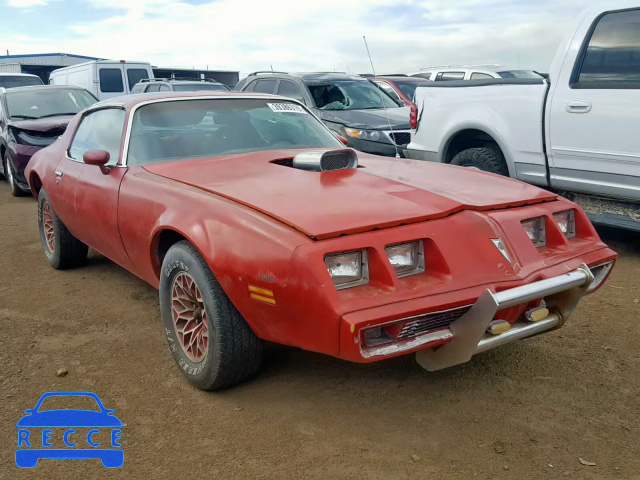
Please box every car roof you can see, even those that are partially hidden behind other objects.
[373,76,431,82]
[0,72,40,77]
[2,84,88,94]
[242,72,368,84]
[90,91,286,110]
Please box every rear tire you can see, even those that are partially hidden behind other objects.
[451,146,509,176]
[38,188,88,269]
[160,240,263,390]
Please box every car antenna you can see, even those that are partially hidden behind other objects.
[363,36,400,158]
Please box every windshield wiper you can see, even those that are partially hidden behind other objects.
[10,114,38,120]
[36,112,79,119]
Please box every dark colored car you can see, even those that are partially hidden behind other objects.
[234,72,411,157]
[0,85,97,196]
[130,78,230,94]
[371,76,432,107]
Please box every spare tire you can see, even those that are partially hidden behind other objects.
[451,147,509,176]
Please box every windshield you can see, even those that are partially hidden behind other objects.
[127,98,343,165]
[392,80,430,101]
[0,75,43,89]
[497,70,542,79]
[172,84,230,92]
[308,80,400,110]
[6,88,97,120]
[37,395,101,412]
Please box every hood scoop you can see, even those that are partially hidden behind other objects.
[291,148,358,172]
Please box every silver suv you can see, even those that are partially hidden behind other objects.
[130,78,230,94]
[408,65,543,81]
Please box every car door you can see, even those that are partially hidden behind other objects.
[547,7,640,201]
[63,107,134,269]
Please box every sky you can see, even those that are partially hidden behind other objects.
[1,0,609,76]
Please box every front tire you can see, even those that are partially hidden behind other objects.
[38,189,88,269]
[451,146,509,176]
[160,241,262,390]
[4,155,25,197]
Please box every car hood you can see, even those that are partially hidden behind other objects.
[143,150,557,240]
[318,107,411,130]
[8,115,74,132]
[16,410,123,428]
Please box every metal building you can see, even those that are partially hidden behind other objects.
[0,53,103,83]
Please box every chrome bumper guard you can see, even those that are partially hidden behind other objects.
[416,265,594,371]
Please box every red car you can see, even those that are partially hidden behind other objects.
[371,76,432,107]
[26,92,616,390]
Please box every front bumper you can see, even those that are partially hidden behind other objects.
[340,263,610,371]
[346,137,405,158]
[8,143,40,191]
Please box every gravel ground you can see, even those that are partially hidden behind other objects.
[0,182,638,479]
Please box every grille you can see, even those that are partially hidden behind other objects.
[388,132,411,145]
[397,305,471,340]
[321,152,351,171]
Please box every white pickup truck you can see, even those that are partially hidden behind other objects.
[406,1,640,231]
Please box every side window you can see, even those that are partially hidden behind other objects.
[99,68,124,93]
[470,72,494,80]
[374,81,401,101]
[276,80,305,103]
[436,72,465,81]
[146,84,161,93]
[576,9,640,87]
[68,109,126,166]
[158,84,171,92]
[252,79,277,94]
[126,68,149,90]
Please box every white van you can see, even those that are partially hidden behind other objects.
[49,60,154,100]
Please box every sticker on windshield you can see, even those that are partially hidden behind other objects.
[267,103,307,114]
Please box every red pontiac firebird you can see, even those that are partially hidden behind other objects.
[26,92,616,390]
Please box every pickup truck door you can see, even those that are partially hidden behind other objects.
[62,107,134,270]
[547,7,640,202]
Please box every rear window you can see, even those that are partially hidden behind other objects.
[99,68,124,93]
[127,98,342,165]
[0,75,43,89]
[126,68,149,90]
[172,84,230,92]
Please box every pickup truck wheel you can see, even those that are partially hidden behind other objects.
[38,188,88,269]
[451,147,509,176]
[160,240,263,391]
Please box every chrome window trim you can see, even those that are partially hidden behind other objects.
[120,95,340,167]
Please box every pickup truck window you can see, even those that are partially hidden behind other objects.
[435,72,465,81]
[576,8,640,87]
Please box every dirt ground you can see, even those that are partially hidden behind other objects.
[0,182,638,480]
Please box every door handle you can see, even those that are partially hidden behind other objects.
[55,170,63,184]
[566,100,592,113]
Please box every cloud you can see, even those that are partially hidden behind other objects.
[7,0,47,7]
[4,0,607,77]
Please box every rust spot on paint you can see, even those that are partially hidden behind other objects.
[257,271,276,283]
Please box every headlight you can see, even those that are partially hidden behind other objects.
[385,241,424,277]
[553,210,576,238]
[344,128,381,142]
[521,217,546,247]
[324,250,369,289]
[14,129,57,147]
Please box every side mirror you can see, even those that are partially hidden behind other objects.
[337,135,348,145]
[83,150,111,175]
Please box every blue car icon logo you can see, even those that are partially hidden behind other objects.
[15,391,123,468]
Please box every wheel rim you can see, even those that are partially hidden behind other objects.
[171,272,209,363]
[6,161,14,188]
[42,201,55,253]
